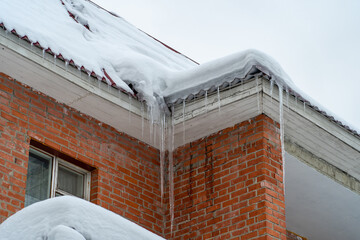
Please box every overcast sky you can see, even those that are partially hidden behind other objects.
[93,0,360,130]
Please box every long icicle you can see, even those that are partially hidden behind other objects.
[278,84,286,195]
[169,105,175,235]
[128,95,132,124]
[270,78,274,102]
[160,112,166,204]
[149,105,153,144]
[256,77,261,114]
[182,100,186,145]
[141,102,144,138]
[286,88,289,109]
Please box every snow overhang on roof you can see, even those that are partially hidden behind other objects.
[1,0,360,183]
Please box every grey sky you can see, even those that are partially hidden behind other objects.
[93,0,360,130]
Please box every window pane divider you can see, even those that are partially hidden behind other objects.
[50,156,59,198]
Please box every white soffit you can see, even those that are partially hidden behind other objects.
[172,79,261,148]
[0,31,156,147]
[285,152,360,240]
[262,79,360,181]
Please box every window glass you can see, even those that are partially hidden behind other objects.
[57,165,84,198]
[25,146,90,205]
[25,151,52,206]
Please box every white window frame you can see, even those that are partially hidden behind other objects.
[30,147,91,201]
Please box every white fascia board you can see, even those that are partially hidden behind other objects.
[172,78,262,148]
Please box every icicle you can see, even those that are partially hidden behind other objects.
[204,91,208,113]
[278,84,286,195]
[78,67,82,78]
[286,89,289,109]
[30,42,33,50]
[182,100,186,145]
[128,95,132,124]
[149,105,154,143]
[169,105,175,235]
[87,73,91,82]
[303,101,306,113]
[159,113,166,204]
[141,102,145,138]
[255,77,261,114]
[217,86,221,113]
[42,49,45,59]
[171,105,175,153]
[153,122,157,146]
[270,78,274,102]
[65,61,69,71]
[53,55,56,65]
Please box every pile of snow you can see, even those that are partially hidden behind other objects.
[164,49,295,103]
[0,196,165,240]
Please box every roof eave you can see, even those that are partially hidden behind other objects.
[0,31,156,146]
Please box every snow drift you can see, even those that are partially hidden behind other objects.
[0,196,165,240]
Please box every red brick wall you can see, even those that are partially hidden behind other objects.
[1,71,288,239]
[166,114,287,239]
[0,73,163,235]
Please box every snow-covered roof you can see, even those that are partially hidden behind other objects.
[0,0,359,136]
[0,0,196,104]
[0,196,165,240]
[0,0,292,104]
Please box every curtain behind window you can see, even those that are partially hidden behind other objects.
[25,151,52,206]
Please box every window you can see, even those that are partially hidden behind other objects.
[25,146,91,206]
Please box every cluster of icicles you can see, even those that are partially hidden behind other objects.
[132,76,301,235]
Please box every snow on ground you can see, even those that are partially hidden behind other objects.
[0,196,165,240]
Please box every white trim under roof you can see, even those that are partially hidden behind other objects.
[0,28,154,146]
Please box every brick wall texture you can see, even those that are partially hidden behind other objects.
[0,72,287,239]
[167,114,287,239]
[0,73,163,235]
